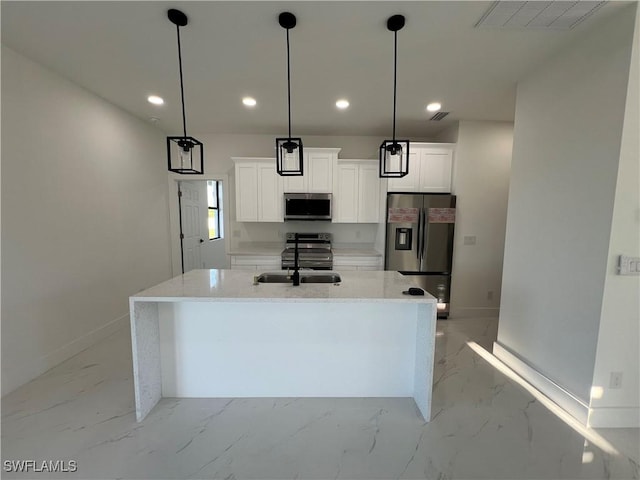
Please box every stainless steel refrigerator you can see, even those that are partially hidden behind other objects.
[385,193,456,318]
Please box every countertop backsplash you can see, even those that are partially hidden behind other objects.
[230,222,380,252]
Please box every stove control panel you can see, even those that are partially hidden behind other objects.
[285,232,332,242]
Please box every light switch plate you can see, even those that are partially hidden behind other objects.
[609,371,623,389]
[618,255,640,275]
[464,235,477,245]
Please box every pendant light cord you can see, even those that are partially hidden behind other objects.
[286,28,292,140]
[176,24,188,139]
[392,30,397,143]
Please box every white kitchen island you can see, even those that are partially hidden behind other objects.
[129,269,437,422]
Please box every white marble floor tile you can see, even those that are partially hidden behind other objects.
[2,318,638,479]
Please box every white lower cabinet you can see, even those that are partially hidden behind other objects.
[333,160,380,223]
[234,158,283,222]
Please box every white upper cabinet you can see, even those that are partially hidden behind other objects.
[334,163,359,223]
[234,158,283,222]
[357,163,380,223]
[386,149,420,192]
[235,161,259,221]
[257,162,283,222]
[419,149,453,193]
[333,160,380,224]
[283,148,340,193]
[387,143,454,193]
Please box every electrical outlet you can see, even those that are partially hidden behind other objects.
[355,230,361,239]
[463,235,477,245]
[487,290,494,300]
[609,371,623,389]
[618,255,640,275]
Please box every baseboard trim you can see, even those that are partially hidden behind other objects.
[450,307,499,319]
[42,313,129,369]
[2,314,129,396]
[588,407,640,428]
[493,342,590,425]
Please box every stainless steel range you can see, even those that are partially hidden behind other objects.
[281,233,333,270]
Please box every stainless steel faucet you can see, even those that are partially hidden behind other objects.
[292,233,300,286]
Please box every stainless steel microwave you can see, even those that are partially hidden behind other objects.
[284,193,332,221]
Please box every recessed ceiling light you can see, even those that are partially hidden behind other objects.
[242,97,257,107]
[426,102,442,112]
[336,99,350,109]
[147,95,164,105]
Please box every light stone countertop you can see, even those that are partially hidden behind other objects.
[132,269,433,304]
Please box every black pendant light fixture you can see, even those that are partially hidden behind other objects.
[166,8,203,175]
[276,12,303,176]
[379,14,409,178]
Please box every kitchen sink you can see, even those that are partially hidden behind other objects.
[255,272,341,284]
[300,274,341,283]
[255,273,291,283]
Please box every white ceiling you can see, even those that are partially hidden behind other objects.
[1,1,629,137]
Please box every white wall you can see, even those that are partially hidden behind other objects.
[440,121,513,318]
[496,6,636,406]
[1,46,172,395]
[589,5,640,428]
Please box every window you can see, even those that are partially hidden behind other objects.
[207,181,222,240]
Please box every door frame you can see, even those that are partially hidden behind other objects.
[168,173,231,277]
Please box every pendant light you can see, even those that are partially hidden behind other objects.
[276,12,303,176]
[166,8,204,175]
[379,14,409,178]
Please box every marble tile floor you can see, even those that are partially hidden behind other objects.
[2,317,638,480]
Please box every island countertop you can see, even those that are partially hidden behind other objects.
[132,269,435,304]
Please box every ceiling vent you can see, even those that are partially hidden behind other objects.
[430,111,450,121]
[475,1,607,30]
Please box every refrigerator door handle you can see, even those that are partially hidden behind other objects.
[418,208,426,271]
[416,210,422,261]
[420,209,429,271]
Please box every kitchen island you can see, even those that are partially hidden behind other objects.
[129,269,436,422]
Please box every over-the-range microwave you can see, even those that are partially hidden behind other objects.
[284,193,332,221]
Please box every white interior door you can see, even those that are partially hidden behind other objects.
[179,181,207,273]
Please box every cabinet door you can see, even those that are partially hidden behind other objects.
[419,148,453,193]
[235,163,258,221]
[257,163,283,222]
[282,156,308,193]
[334,164,358,223]
[357,164,380,223]
[307,151,334,192]
[386,149,420,192]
